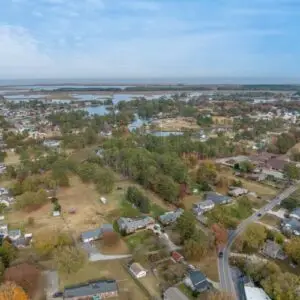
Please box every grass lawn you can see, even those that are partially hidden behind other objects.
[125,230,159,251]
[178,283,195,299]
[139,275,161,298]
[183,194,203,210]
[260,214,281,227]
[59,260,148,300]
[191,255,219,282]
[150,203,167,218]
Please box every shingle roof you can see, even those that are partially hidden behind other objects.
[64,280,117,298]
[189,270,207,290]
[205,192,231,204]
[81,224,113,240]
[262,240,281,257]
[290,208,300,218]
[130,262,146,276]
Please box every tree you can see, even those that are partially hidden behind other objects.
[261,272,300,300]
[240,223,267,252]
[196,160,217,186]
[183,239,208,260]
[125,186,150,213]
[33,230,73,258]
[284,163,300,180]
[285,237,300,264]
[0,240,17,268]
[0,282,28,300]
[176,211,196,241]
[54,246,86,274]
[102,231,120,247]
[94,168,115,194]
[15,189,48,211]
[0,151,7,163]
[211,223,228,246]
[4,263,41,297]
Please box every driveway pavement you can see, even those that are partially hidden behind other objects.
[43,271,59,300]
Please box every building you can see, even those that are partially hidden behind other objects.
[117,216,155,234]
[81,224,114,243]
[261,240,287,260]
[281,218,300,236]
[204,192,232,205]
[164,287,189,300]
[290,208,300,221]
[228,187,248,197]
[184,270,210,293]
[63,280,118,300]
[171,251,184,263]
[43,140,60,148]
[193,200,215,215]
[267,158,287,172]
[13,234,33,248]
[129,262,147,278]
[158,209,184,225]
[0,224,8,236]
[244,286,271,300]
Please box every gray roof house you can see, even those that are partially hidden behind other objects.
[281,218,300,236]
[8,229,22,241]
[117,216,155,234]
[81,224,113,243]
[290,208,300,221]
[193,200,215,215]
[184,270,210,293]
[204,192,232,205]
[262,240,287,260]
[63,280,118,300]
[164,287,189,300]
[158,209,184,225]
[117,216,154,234]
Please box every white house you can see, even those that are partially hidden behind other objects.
[129,262,147,278]
[193,200,215,215]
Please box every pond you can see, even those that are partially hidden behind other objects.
[85,106,110,116]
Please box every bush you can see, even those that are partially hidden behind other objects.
[15,189,48,211]
[125,186,150,213]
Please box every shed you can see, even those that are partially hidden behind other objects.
[100,197,107,204]
[53,211,61,217]
[171,251,184,263]
[129,262,147,278]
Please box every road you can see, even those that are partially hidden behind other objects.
[218,184,298,299]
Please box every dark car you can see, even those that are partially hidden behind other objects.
[52,292,63,298]
[257,213,262,217]
[218,251,224,258]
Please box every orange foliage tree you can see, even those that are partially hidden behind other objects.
[0,281,28,300]
[211,223,228,247]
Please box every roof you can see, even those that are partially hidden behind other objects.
[172,251,184,262]
[164,287,189,300]
[290,208,300,218]
[159,209,184,224]
[64,280,118,298]
[244,286,271,300]
[205,192,231,204]
[267,158,287,171]
[81,224,113,240]
[282,218,300,231]
[117,216,154,231]
[262,240,281,257]
[188,270,208,290]
[130,262,146,275]
[8,229,21,238]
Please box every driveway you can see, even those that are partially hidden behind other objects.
[81,242,131,261]
[43,271,59,300]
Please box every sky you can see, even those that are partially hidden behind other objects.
[0,0,300,81]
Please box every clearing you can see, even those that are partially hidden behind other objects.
[260,214,281,227]
[212,116,232,125]
[151,117,199,131]
[58,260,148,300]
[4,151,20,165]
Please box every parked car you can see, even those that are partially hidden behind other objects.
[218,251,224,258]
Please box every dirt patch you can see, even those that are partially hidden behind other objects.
[212,116,232,125]
[260,214,281,227]
[4,151,20,165]
[191,254,219,282]
[151,117,199,131]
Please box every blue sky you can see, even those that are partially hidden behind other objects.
[0,0,299,80]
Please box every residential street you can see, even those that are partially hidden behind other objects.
[218,184,298,299]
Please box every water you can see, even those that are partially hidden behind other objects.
[151,131,184,137]
[52,99,71,104]
[128,117,145,131]
[72,94,108,101]
[85,106,109,116]
[112,94,145,104]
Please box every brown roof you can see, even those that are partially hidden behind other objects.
[267,158,287,171]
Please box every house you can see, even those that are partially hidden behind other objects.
[13,234,33,248]
[43,140,60,148]
[63,280,118,300]
[129,262,147,278]
[262,240,287,260]
[193,200,215,215]
[117,216,155,235]
[164,287,189,300]
[244,286,271,300]
[204,192,232,205]
[81,224,114,243]
[228,187,248,197]
[171,251,184,263]
[184,270,210,293]
[290,208,300,221]
[281,218,300,236]
[267,158,287,172]
[158,209,184,225]
[8,229,22,241]
[0,224,8,236]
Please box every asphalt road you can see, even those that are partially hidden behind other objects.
[218,184,298,299]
